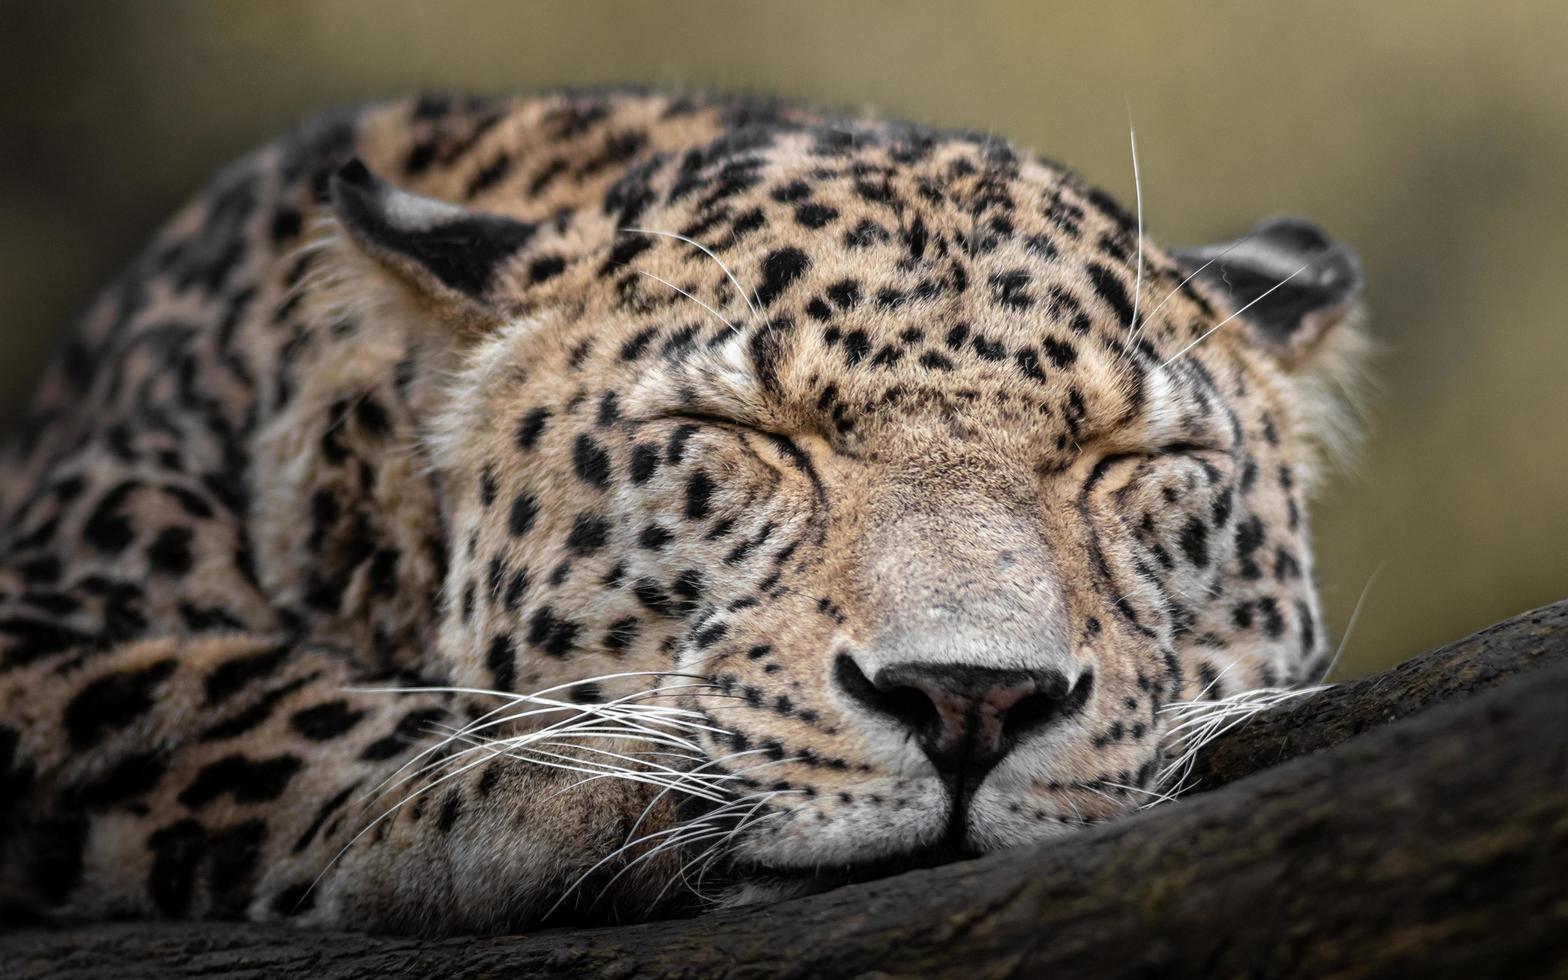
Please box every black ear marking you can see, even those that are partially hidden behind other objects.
[1174,217,1363,352]
[330,157,539,301]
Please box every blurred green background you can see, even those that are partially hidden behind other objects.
[2,1,1563,677]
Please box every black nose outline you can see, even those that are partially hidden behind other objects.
[833,653,1093,784]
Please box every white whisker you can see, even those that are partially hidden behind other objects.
[633,268,738,333]
[1319,561,1384,684]
[1138,233,1255,332]
[1126,120,1145,342]
[620,228,759,322]
[1161,257,1320,366]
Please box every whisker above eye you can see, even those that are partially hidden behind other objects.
[632,268,739,333]
[619,227,760,323]
[1161,256,1321,366]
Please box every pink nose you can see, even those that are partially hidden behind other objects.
[834,656,1092,781]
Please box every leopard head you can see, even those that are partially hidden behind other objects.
[328,119,1364,898]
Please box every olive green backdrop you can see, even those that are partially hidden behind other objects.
[2,1,1564,677]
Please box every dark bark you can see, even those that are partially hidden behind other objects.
[6,600,1566,980]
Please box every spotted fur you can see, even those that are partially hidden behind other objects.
[0,89,1364,934]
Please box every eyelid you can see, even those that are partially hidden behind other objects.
[1154,442,1226,457]
[665,409,741,427]
[1083,443,1228,492]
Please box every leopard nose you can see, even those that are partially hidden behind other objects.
[833,655,1093,781]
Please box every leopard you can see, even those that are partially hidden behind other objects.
[0,88,1365,936]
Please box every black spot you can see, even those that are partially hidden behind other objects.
[639,525,673,550]
[1232,601,1255,629]
[694,623,728,649]
[404,140,437,175]
[289,701,366,741]
[82,482,139,554]
[147,527,195,576]
[771,179,811,202]
[354,397,392,439]
[528,254,567,284]
[971,334,1005,361]
[487,634,516,692]
[206,820,267,916]
[989,270,1032,309]
[566,513,612,553]
[527,606,582,657]
[596,391,621,426]
[1235,516,1266,579]
[572,434,613,489]
[271,207,303,243]
[359,708,446,762]
[1014,348,1047,383]
[633,579,673,615]
[1211,486,1235,528]
[755,248,810,307]
[619,325,659,360]
[671,569,705,614]
[367,548,400,598]
[604,617,641,653]
[439,792,463,832]
[842,330,871,365]
[147,820,207,915]
[827,279,861,308]
[1041,336,1077,368]
[509,492,540,537]
[1179,520,1210,567]
[795,203,838,229]
[178,754,302,809]
[844,218,890,248]
[629,442,660,483]
[477,764,501,797]
[919,351,954,371]
[1258,597,1286,639]
[203,645,289,705]
[504,568,530,611]
[66,659,178,749]
[200,676,310,743]
[666,424,698,466]
[1087,263,1135,327]
[1297,600,1317,656]
[1274,547,1301,581]
[686,471,715,519]
[515,408,551,450]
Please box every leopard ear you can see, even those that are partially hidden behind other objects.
[329,158,538,331]
[1173,217,1363,364]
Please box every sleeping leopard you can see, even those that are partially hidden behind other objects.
[0,89,1364,935]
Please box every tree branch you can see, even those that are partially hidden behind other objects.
[6,600,1566,980]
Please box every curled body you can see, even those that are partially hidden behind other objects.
[0,89,1365,934]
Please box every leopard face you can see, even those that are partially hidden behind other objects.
[324,106,1363,895]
